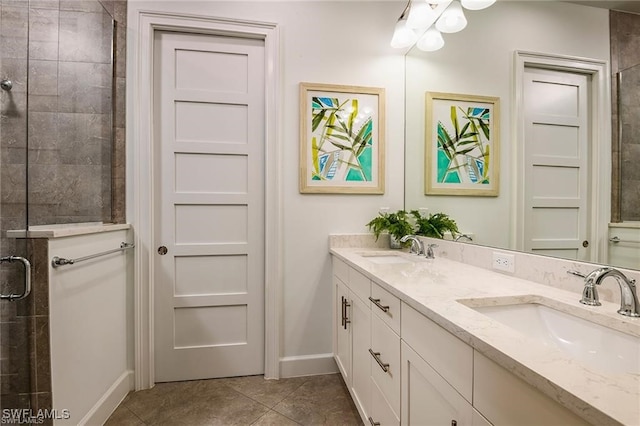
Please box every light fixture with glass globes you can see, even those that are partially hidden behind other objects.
[435,1,467,33]
[390,12,418,48]
[461,0,496,11]
[390,0,496,52]
[417,27,445,52]
[407,1,436,29]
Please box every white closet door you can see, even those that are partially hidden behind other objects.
[523,67,590,261]
[153,31,265,382]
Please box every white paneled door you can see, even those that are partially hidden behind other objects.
[153,31,265,382]
[523,67,591,261]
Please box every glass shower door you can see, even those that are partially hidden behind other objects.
[0,0,33,420]
[617,63,640,222]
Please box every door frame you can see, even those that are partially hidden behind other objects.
[512,51,611,263]
[130,11,281,389]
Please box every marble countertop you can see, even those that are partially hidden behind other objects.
[330,247,640,426]
[6,223,131,239]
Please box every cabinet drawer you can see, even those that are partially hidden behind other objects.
[370,282,400,334]
[401,302,473,402]
[474,352,589,426]
[333,257,349,284]
[370,314,400,417]
[349,267,371,302]
[401,341,476,426]
[369,377,400,426]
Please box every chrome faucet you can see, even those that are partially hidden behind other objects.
[399,235,424,255]
[425,243,438,259]
[569,268,640,317]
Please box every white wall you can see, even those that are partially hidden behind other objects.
[405,1,610,249]
[126,1,406,375]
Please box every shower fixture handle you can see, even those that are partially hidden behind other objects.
[0,256,32,301]
[0,79,13,91]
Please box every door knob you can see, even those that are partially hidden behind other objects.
[157,246,168,255]
[582,240,589,248]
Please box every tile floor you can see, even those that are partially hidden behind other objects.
[105,373,363,425]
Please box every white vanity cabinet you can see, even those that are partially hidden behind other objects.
[333,259,372,420]
[332,254,594,426]
[401,303,489,426]
[332,259,400,425]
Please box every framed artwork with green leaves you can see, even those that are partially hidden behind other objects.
[299,83,385,194]
[425,92,500,196]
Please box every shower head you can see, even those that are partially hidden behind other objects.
[1,79,13,91]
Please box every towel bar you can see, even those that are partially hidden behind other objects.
[52,242,134,268]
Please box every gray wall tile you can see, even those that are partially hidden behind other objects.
[27,60,57,96]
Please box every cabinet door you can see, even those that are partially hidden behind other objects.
[335,277,351,386]
[401,341,474,426]
[351,294,371,421]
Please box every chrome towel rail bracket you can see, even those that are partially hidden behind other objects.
[52,242,134,268]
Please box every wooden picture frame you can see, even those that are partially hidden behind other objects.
[299,82,385,194]
[425,92,500,196]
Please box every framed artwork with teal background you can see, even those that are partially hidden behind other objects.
[425,92,500,196]
[299,82,385,194]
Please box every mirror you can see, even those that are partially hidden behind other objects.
[404,0,639,270]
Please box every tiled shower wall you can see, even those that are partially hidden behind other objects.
[0,0,126,416]
[0,0,126,228]
[610,10,640,222]
[25,0,125,225]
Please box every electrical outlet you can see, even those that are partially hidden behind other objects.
[418,208,429,217]
[492,252,515,273]
[379,207,390,214]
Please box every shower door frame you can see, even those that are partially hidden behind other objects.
[0,1,33,414]
[130,10,282,390]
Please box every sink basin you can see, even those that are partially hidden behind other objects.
[357,252,413,264]
[471,303,640,375]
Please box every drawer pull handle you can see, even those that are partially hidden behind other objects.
[368,417,380,426]
[368,297,390,313]
[342,297,351,329]
[369,348,389,372]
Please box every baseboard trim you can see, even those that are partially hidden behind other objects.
[279,353,338,378]
[79,370,134,426]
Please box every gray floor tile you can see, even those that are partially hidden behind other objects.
[125,379,269,425]
[272,375,362,425]
[251,409,301,426]
[221,375,308,408]
[106,374,361,426]
[104,404,145,426]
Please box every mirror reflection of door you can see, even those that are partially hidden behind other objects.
[522,67,591,261]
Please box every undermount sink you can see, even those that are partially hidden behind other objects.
[357,252,414,264]
[470,302,640,375]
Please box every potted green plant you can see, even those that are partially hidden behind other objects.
[410,210,459,239]
[366,210,414,248]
